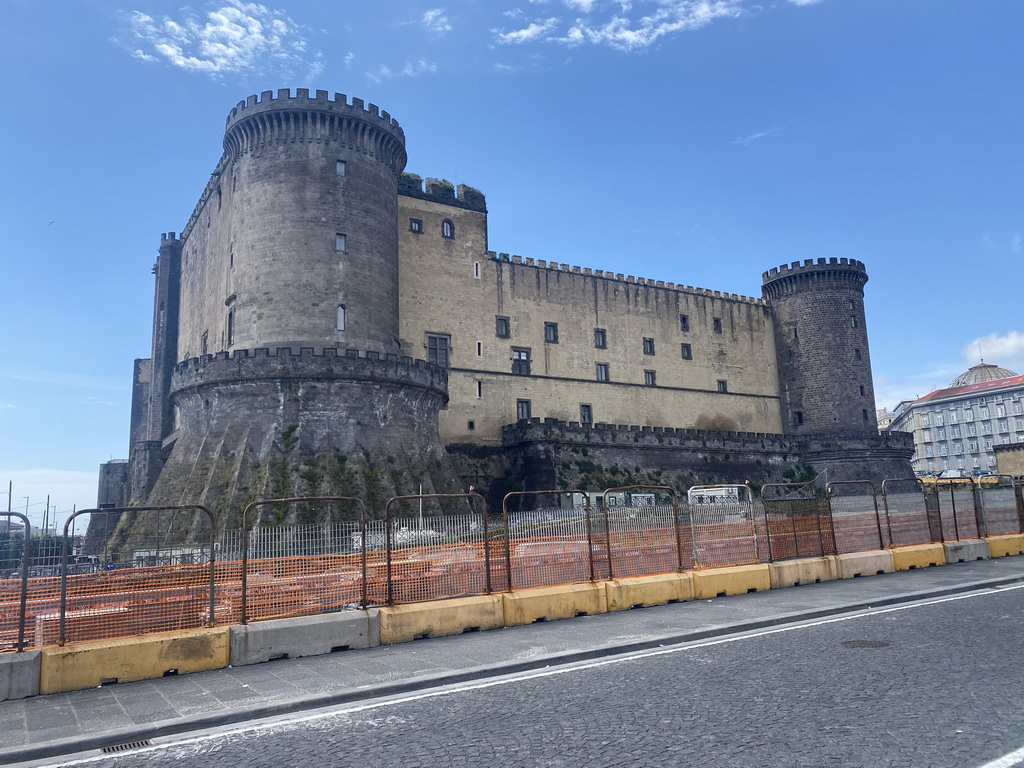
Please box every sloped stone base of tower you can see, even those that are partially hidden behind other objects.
[133,349,463,529]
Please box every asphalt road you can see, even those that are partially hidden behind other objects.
[41,583,1024,768]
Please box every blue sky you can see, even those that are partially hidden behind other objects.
[1,0,1021,527]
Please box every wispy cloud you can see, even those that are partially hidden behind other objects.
[422,9,453,33]
[366,60,439,83]
[733,127,785,146]
[121,0,320,79]
[495,1,748,51]
[788,0,824,5]
[0,367,122,392]
[494,18,561,44]
[82,397,120,407]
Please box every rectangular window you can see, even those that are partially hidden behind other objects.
[336,233,347,252]
[596,363,610,382]
[201,331,208,356]
[967,424,976,436]
[594,328,607,349]
[925,446,933,458]
[545,322,559,344]
[467,420,475,430]
[951,426,961,438]
[936,427,946,440]
[717,379,728,393]
[854,348,862,360]
[336,160,346,176]
[409,218,423,233]
[426,334,450,367]
[922,429,931,441]
[644,370,657,387]
[476,341,482,357]
[681,343,692,360]
[476,380,483,399]
[795,411,804,426]
[516,399,532,421]
[474,262,480,278]
[859,385,866,396]
[713,317,723,334]
[680,314,690,333]
[965,411,974,421]
[226,308,235,346]
[511,347,531,376]
[863,409,869,421]
[496,316,510,338]
[643,337,655,355]
[336,305,346,331]
[580,404,593,425]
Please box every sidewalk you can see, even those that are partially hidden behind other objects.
[4,557,1024,764]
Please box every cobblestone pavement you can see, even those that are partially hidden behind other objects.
[5,557,1024,766]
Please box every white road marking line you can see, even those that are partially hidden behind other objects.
[44,583,1024,766]
[975,745,1024,768]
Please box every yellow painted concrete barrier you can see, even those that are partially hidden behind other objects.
[890,543,944,571]
[986,534,1024,558]
[378,596,504,644]
[39,627,230,695]
[768,557,838,589]
[605,573,693,612]
[692,564,771,599]
[502,583,607,626]
[835,550,894,579]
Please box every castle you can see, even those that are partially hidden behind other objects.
[99,88,913,519]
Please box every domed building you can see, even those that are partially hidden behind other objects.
[887,360,1024,476]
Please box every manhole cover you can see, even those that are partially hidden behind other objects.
[841,639,890,649]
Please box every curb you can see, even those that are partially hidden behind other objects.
[5,569,1024,765]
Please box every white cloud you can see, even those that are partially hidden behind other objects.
[733,127,785,146]
[961,331,1024,373]
[124,1,319,79]
[494,17,561,44]
[0,367,122,392]
[344,51,355,68]
[788,0,824,5]
[422,9,453,33]
[367,61,438,83]
[501,1,746,52]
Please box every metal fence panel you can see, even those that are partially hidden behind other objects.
[880,480,933,546]
[979,477,1020,536]
[691,502,757,568]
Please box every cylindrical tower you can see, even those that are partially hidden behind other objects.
[179,88,408,357]
[762,258,877,436]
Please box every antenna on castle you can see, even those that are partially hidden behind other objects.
[979,342,985,365]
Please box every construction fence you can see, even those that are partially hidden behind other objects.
[0,476,1021,652]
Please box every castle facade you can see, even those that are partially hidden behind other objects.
[101,89,911,518]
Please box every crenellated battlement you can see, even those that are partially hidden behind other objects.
[484,251,765,305]
[399,173,487,213]
[160,232,180,242]
[226,88,403,135]
[761,257,867,284]
[170,346,448,399]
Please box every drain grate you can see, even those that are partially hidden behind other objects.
[841,639,890,649]
[101,739,154,754]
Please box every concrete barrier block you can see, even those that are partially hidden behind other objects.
[378,596,503,644]
[0,651,40,701]
[502,583,607,626]
[39,627,230,695]
[987,534,1024,558]
[692,564,771,599]
[605,573,693,612]
[231,610,378,666]
[943,539,990,563]
[890,543,945,572]
[768,557,838,589]
[835,550,894,579]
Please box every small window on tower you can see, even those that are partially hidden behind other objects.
[594,328,607,349]
[227,308,235,347]
[681,343,692,360]
[680,314,690,333]
[596,363,610,382]
[442,219,455,239]
[336,233,347,252]
[336,160,346,176]
[859,385,865,396]
[496,316,510,338]
[336,305,346,331]
[409,219,423,234]
[643,337,655,355]
[201,331,208,356]
[795,411,804,426]
[713,317,723,334]
[426,334,450,367]
[855,348,862,360]
[717,379,728,393]
[545,322,559,344]
[474,262,480,278]
[516,399,532,421]
[644,370,657,387]
[580,404,593,425]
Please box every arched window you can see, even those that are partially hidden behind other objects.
[442,219,455,239]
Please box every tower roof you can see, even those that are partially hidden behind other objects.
[949,363,1018,388]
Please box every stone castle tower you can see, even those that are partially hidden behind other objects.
[129,90,455,519]
[762,258,877,436]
